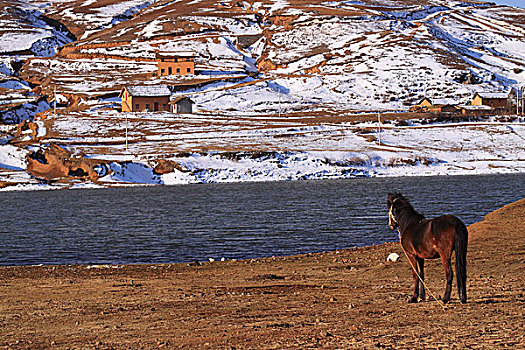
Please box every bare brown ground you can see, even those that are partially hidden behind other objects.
[0,199,524,349]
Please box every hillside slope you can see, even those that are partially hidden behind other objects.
[0,0,524,189]
[17,0,525,113]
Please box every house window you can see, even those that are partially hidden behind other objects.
[176,68,180,74]
[161,68,165,74]
[187,68,191,73]
[162,104,167,110]
[146,104,150,111]
[168,67,172,75]
[135,104,139,110]
[161,58,165,62]
[175,58,178,62]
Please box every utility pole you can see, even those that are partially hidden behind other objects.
[522,86,524,116]
[278,87,281,118]
[125,113,128,153]
[521,86,525,115]
[54,86,57,117]
[517,88,520,116]
[377,112,382,145]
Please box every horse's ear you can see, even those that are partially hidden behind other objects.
[394,192,405,203]
[387,192,399,204]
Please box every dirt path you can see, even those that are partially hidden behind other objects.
[1,199,524,349]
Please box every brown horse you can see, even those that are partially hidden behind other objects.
[387,193,468,303]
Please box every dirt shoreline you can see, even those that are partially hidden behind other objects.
[1,199,524,349]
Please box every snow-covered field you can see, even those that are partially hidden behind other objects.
[71,117,525,184]
[1,112,523,190]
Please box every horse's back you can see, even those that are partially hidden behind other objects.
[430,215,460,242]
[434,214,463,227]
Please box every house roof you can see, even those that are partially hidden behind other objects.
[474,92,509,99]
[169,96,194,105]
[122,85,171,97]
[415,97,432,105]
[431,98,457,106]
[156,51,195,58]
[459,105,492,110]
[415,97,457,106]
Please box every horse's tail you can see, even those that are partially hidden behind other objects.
[454,218,468,303]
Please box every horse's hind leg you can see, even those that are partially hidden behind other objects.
[441,256,453,303]
[407,254,420,303]
[417,258,425,301]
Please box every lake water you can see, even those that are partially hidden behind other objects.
[0,174,523,266]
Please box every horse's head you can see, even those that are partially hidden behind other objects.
[387,193,402,230]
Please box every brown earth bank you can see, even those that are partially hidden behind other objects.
[0,199,524,349]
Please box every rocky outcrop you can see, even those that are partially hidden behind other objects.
[268,15,300,30]
[152,159,188,175]
[256,55,285,72]
[14,120,39,139]
[26,144,106,182]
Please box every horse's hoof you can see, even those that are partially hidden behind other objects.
[460,298,467,304]
[441,298,450,304]
[408,296,418,303]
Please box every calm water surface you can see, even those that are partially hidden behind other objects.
[0,174,523,266]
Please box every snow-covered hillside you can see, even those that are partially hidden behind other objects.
[0,0,524,190]
[13,0,525,115]
[0,1,75,124]
[0,2,74,56]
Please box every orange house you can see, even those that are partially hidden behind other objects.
[119,85,171,112]
[156,53,195,77]
[416,97,433,108]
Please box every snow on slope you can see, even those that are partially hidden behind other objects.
[94,118,525,184]
[19,0,524,115]
[24,0,155,38]
[0,98,50,124]
[33,98,525,186]
[0,1,76,125]
[3,116,522,190]
[0,144,28,171]
[1,0,525,189]
[0,2,74,56]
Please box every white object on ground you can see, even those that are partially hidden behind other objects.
[387,253,400,262]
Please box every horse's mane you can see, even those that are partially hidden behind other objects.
[390,193,425,230]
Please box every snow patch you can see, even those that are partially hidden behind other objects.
[0,145,28,171]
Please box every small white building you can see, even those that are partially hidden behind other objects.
[169,96,195,114]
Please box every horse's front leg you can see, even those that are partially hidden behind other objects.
[417,258,425,301]
[407,254,419,303]
[441,256,453,303]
